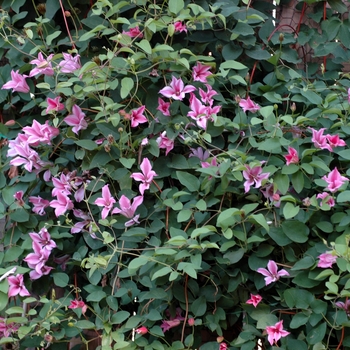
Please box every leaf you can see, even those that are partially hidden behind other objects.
[337,191,350,203]
[86,290,107,302]
[46,31,61,46]
[306,322,327,345]
[283,202,299,219]
[282,221,309,243]
[75,320,95,329]
[120,77,134,99]
[191,296,207,317]
[136,39,152,55]
[151,267,172,280]
[169,0,184,15]
[75,140,98,150]
[111,311,130,324]
[176,171,200,192]
[53,272,69,288]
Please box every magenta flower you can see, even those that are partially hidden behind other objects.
[58,52,81,73]
[7,274,30,297]
[266,320,290,346]
[326,134,346,150]
[29,227,57,251]
[130,158,158,195]
[68,299,87,314]
[219,343,228,350]
[0,317,19,337]
[160,319,181,332]
[14,191,25,206]
[335,300,350,315]
[188,93,210,129]
[46,96,65,114]
[242,165,270,193]
[29,265,53,280]
[317,252,337,268]
[174,21,187,33]
[257,260,289,285]
[112,195,143,227]
[192,62,212,83]
[24,241,51,275]
[159,76,196,101]
[322,167,348,193]
[135,326,148,335]
[246,294,262,308]
[199,84,217,105]
[309,127,332,151]
[130,105,148,127]
[157,98,171,116]
[2,70,30,93]
[122,26,143,38]
[284,146,299,166]
[94,184,116,219]
[22,120,59,146]
[49,192,74,217]
[239,96,260,113]
[156,131,174,155]
[9,143,43,172]
[64,105,88,134]
[317,192,335,208]
[29,52,54,77]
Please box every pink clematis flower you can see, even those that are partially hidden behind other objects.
[9,143,43,172]
[29,227,57,251]
[2,70,30,93]
[335,300,350,315]
[239,96,260,113]
[64,105,88,134]
[130,105,148,127]
[161,319,181,332]
[68,299,87,314]
[257,260,289,285]
[317,192,335,208]
[159,76,196,101]
[219,343,228,350]
[0,317,19,337]
[174,21,187,33]
[135,326,148,335]
[22,120,59,146]
[14,191,25,206]
[309,127,332,151]
[192,62,212,83]
[122,26,143,38]
[49,192,74,217]
[29,265,53,280]
[284,146,299,166]
[188,93,211,129]
[130,158,158,195]
[7,274,30,297]
[112,195,143,227]
[94,184,116,219]
[266,320,290,346]
[46,96,65,114]
[246,294,262,308]
[29,52,54,77]
[156,131,174,155]
[157,98,171,116]
[58,53,81,73]
[242,165,270,193]
[322,167,348,193]
[326,134,346,150]
[199,84,217,105]
[317,252,337,268]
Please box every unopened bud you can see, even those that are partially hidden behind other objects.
[65,11,71,17]
[36,3,46,15]
[235,95,241,103]
[104,144,111,152]
[118,127,123,133]
[279,33,284,42]
[290,102,296,112]
[245,72,250,82]
[273,104,278,110]
[107,134,114,144]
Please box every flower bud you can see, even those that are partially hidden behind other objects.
[290,102,296,112]
[135,326,148,335]
[188,318,195,326]
[104,144,111,152]
[279,33,284,42]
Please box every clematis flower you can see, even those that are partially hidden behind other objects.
[157,98,171,116]
[174,21,187,33]
[130,158,158,195]
[326,134,346,150]
[160,319,181,332]
[260,184,281,207]
[29,265,53,280]
[309,127,332,151]
[135,326,148,335]
[284,146,299,165]
[9,143,43,172]
[0,317,19,337]
[188,93,211,129]
[189,147,210,161]
[192,62,212,83]
[122,26,143,38]
[2,70,30,93]
[7,274,30,297]
[29,52,54,77]
[29,227,57,251]
[257,260,289,285]
[112,195,143,227]
[239,96,260,113]
[317,192,335,208]
[156,131,174,155]
[219,342,228,350]
[94,184,116,220]
[130,105,148,127]
[58,52,81,73]
[242,165,270,193]
[322,167,348,193]
[199,84,217,105]
[317,252,337,268]
[49,192,74,217]
[46,96,65,114]
[335,300,350,315]
[64,105,88,134]
[68,299,87,314]
[22,120,59,146]
[159,76,196,101]
[14,191,25,206]
[246,294,262,308]
[266,320,290,346]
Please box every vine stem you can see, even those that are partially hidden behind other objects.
[181,274,189,344]
[59,0,76,49]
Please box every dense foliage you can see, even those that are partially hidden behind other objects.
[2,0,350,349]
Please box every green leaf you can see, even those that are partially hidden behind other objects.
[283,202,299,219]
[86,290,107,302]
[169,0,184,15]
[290,313,309,329]
[176,171,200,192]
[75,140,98,150]
[337,191,350,203]
[191,296,207,317]
[249,214,269,232]
[152,267,172,280]
[75,320,95,329]
[111,311,130,324]
[53,272,69,287]
[119,158,136,169]
[136,39,152,55]
[306,322,327,345]
[46,30,61,46]
[120,77,134,99]
[282,221,309,243]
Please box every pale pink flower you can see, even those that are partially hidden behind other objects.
[68,299,87,314]
[246,294,262,308]
[156,131,174,155]
[188,93,210,129]
[71,209,93,234]
[326,134,346,150]
[29,52,54,77]
[130,158,158,195]
[7,274,30,297]
[49,192,74,217]
[160,319,181,332]
[112,195,143,227]
[2,70,30,93]
[257,260,289,285]
[23,120,59,146]
[242,165,270,193]
[309,127,332,151]
[130,105,148,127]
[239,96,260,113]
[46,96,65,114]
[94,184,116,219]
[14,191,25,206]
[192,62,212,83]
[29,227,57,251]
[284,146,299,165]
[58,53,81,73]
[174,21,187,33]
[159,76,196,101]
[122,26,143,38]
[9,143,43,172]
[64,105,88,134]
[317,252,337,268]
[135,326,148,335]
[29,265,53,280]
[322,167,348,193]
[317,192,335,208]
[157,98,171,116]
[266,320,290,345]
[24,241,50,273]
